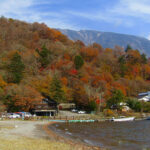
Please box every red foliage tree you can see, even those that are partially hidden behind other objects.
[70,69,78,75]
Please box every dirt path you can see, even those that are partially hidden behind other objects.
[0,120,50,140]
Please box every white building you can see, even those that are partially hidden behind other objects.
[138,91,150,102]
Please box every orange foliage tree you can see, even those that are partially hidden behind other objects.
[112,82,127,96]
[80,75,89,84]
[5,84,43,111]
[0,75,7,88]
[31,75,52,96]
[72,83,89,108]
[80,46,99,62]
[61,77,68,86]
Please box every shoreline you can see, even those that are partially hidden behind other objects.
[0,118,147,149]
[43,121,101,150]
[0,120,101,150]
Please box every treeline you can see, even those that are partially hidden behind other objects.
[0,17,150,112]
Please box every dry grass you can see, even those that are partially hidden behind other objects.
[0,137,73,150]
[0,122,74,150]
[0,125,14,130]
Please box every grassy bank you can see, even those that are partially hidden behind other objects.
[0,137,73,150]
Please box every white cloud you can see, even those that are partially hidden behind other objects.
[0,0,77,29]
[0,0,33,15]
[147,32,150,40]
[66,8,134,28]
[0,0,150,30]
[45,19,79,30]
[110,0,150,20]
[32,0,67,5]
[65,0,150,28]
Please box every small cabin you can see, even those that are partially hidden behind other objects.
[58,103,76,110]
[32,97,58,116]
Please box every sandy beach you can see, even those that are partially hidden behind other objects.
[0,120,101,150]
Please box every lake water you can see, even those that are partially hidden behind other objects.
[49,120,150,150]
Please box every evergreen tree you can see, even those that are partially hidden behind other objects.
[36,45,51,68]
[74,55,84,70]
[118,56,127,77]
[125,44,132,52]
[50,75,66,103]
[8,52,25,83]
[141,53,147,64]
[107,89,124,110]
[126,98,141,112]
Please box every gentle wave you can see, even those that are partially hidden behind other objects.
[49,120,150,150]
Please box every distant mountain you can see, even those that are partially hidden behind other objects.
[58,29,150,56]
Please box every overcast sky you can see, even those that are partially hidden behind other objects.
[0,0,150,39]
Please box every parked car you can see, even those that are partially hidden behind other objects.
[7,113,21,119]
[24,112,32,117]
[16,112,32,117]
[78,111,86,114]
[1,114,7,118]
[71,109,78,113]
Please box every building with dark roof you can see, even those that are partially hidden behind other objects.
[32,97,58,116]
[138,91,150,102]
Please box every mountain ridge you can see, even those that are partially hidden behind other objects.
[58,29,150,55]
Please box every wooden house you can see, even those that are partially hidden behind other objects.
[32,97,58,116]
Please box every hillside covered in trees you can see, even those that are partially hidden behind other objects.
[0,17,150,112]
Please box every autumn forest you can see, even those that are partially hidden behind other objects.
[0,17,150,112]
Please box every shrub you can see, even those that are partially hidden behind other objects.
[107,89,124,110]
[103,109,115,116]
[87,100,97,111]
[143,102,150,112]
[126,98,142,112]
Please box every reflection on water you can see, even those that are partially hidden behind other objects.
[49,120,150,150]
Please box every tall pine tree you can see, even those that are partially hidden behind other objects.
[125,44,132,52]
[50,75,66,103]
[118,56,127,77]
[36,45,51,68]
[74,55,84,70]
[7,52,25,83]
